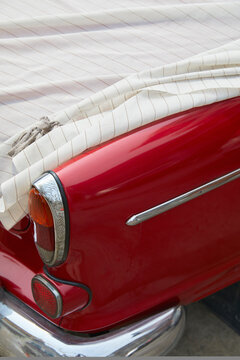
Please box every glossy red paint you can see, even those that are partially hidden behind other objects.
[54,97,240,331]
[0,219,89,325]
[1,97,240,333]
[12,215,30,232]
[32,273,89,317]
[0,220,62,326]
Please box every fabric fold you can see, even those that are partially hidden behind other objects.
[0,0,240,229]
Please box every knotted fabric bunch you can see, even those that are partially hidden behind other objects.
[0,0,240,229]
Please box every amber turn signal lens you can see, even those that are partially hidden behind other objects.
[30,172,68,267]
[29,188,53,227]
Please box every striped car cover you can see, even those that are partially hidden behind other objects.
[0,0,240,229]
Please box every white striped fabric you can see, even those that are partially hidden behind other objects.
[0,0,240,229]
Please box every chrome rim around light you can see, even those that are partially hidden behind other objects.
[32,275,63,319]
[33,172,67,267]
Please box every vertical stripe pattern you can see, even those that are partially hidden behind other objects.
[0,0,240,229]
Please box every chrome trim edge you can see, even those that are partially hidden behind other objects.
[0,289,185,357]
[33,172,66,266]
[32,275,63,319]
[127,168,240,226]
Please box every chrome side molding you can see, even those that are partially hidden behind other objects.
[127,168,240,226]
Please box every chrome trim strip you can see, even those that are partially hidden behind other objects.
[127,168,240,226]
[33,172,66,266]
[0,289,185,357]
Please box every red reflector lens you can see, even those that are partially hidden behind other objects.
[29,188,53,227]
[32,276,62,319]
[35,223,55,251]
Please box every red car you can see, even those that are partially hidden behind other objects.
[0,97,240,356]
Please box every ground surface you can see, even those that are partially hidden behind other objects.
[169,302,240,356]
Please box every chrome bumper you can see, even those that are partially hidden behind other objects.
[0,289,185,357]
